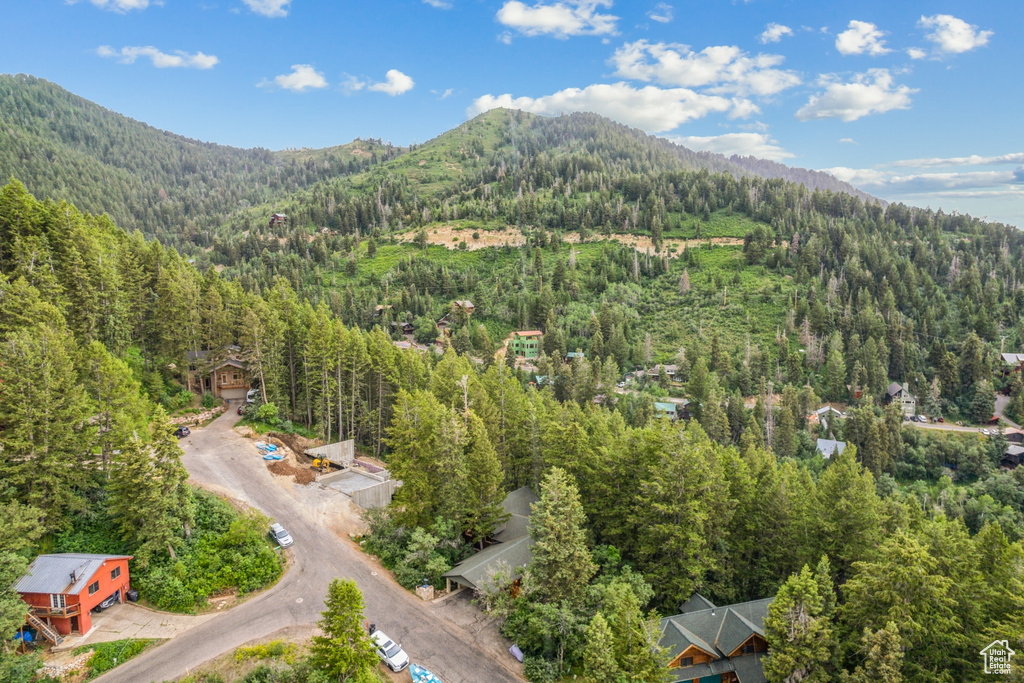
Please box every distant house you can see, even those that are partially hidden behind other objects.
[661,594,772,683]
[649,364,679,380]
[187,346,250,400]
[655,402,679,421]
[1001,444,1024,470]
[809,406,843,432]
[16,554,133,643]
[509,331,543,359]
[453,300,475,314]
[816,439,847,459]
[885,382,916,417]
[1005,428,1023,445]
[1000,353,1024,376]
[268,213,287,228]
[566,351,586,362]
[443,487,539,593]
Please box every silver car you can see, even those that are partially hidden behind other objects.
[371,629,409,672]
[269,522,293,548]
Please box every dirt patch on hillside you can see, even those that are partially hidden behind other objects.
[393,225,742,256]
[267,459,316,485]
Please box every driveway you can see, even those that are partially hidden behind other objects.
[95,408,523,683]
[55,603,217,651]
[995,394,1022,430]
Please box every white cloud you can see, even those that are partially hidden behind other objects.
[243,0,290,18]
[795,69,915,122]
[647,2,672,23]
[759,23,793,44]
[439,88,454,99]
[96,45,218,69]
[886,153,1024,168]
[498,32,514,44]
[341,74,366,94]
[838,137,858,145]
[73,0,153,12]
[835,20,890,56]
[906,47,927,60]
[496,0,618,38]
[260,64,328,92]
[468,82,735,133]
[826,168,1016,193]
[423,0,452,8]
[668,132,793,161]
[919,14,992,54]
[610,40,800,97]
[369,69,415,96]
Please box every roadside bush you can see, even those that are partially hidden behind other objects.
[201,392,217,409]
[256,402,279,424]
[77,638,159,678]
[523,655,559,683]
[236,641,299,663]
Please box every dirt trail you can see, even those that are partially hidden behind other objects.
[393,225,743,256]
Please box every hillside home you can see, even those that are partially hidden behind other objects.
[186,346,250,400]
[809,406,843,432]
[1005,428,1023,445]
[816,439,847,459]
[1002,445,1024,470]
[509,331,543,359]
[1000,353,1024,377]
[453,300,475,314]
[660,594,772,683]
[268,213,286,228]
[16,554,132,643]
[443,487,539,593]
[655,402,679,421]
[885,382,916,417]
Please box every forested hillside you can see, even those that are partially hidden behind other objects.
[2,180,1023,682]
[0,74,402,247]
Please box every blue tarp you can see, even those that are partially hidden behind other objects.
[410,663,443,683]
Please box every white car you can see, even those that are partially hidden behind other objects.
[371,629,409,672]
[269,522,293,548]
[981,429,991,436]
[246,388,259,404]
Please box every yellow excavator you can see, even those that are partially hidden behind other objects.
[313,457,344,474]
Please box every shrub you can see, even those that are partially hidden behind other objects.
[201,392,217,409]
[256,402,279,424]
[77,639,159,678]
[523,655,559,683]
[236,641,298,663]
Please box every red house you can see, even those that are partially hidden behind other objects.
[16,554,132,643]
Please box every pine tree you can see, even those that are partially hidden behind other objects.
[845,622,904,683]
[763,564,835,683]
[528,467,596,605]
[309,579,378,680]
[970,380,995,424]
[814,447,879,584]
[458,411,510,546]
[824,346,847,402]
[773,406,797,459]
[583,612,620,681]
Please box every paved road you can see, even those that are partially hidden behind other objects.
[96,409,522,683]
[995,394,1022,430]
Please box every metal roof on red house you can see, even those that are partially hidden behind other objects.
[15,554,132,595]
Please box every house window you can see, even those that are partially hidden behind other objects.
[742,643,755,655]
[232,373,239,381]
[50,594,66,609]
[111,566,121,580]
[88,581,100,596]
[680,656,693,666]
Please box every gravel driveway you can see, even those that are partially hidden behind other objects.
[94,408,523,683]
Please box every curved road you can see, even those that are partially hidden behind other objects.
[96,409,522,683]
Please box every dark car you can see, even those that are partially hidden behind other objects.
[174,426,190,438]
[91,592,119,613]
[237,405,245,415]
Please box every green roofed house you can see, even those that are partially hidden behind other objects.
[655,402,678,421]
[443,486,539,593]
[660,594,773,683]
[509,331,543,359]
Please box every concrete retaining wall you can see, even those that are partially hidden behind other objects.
[351,479,399,509]
[305,440,355,467]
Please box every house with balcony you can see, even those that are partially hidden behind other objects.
[16,554,132,644]
[509,331,543,359]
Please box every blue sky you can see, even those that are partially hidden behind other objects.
[3,0,1022,226]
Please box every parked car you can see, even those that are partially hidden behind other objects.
[269,522,293,548]
[246,388,259,404]
[981,429,991,436]
[370,628,409,672]
[91,592,119,613]
[938,417,944,423]
[237,405,245,415]
[173,426,190,438]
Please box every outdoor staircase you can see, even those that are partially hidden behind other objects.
[26,612,63,646]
